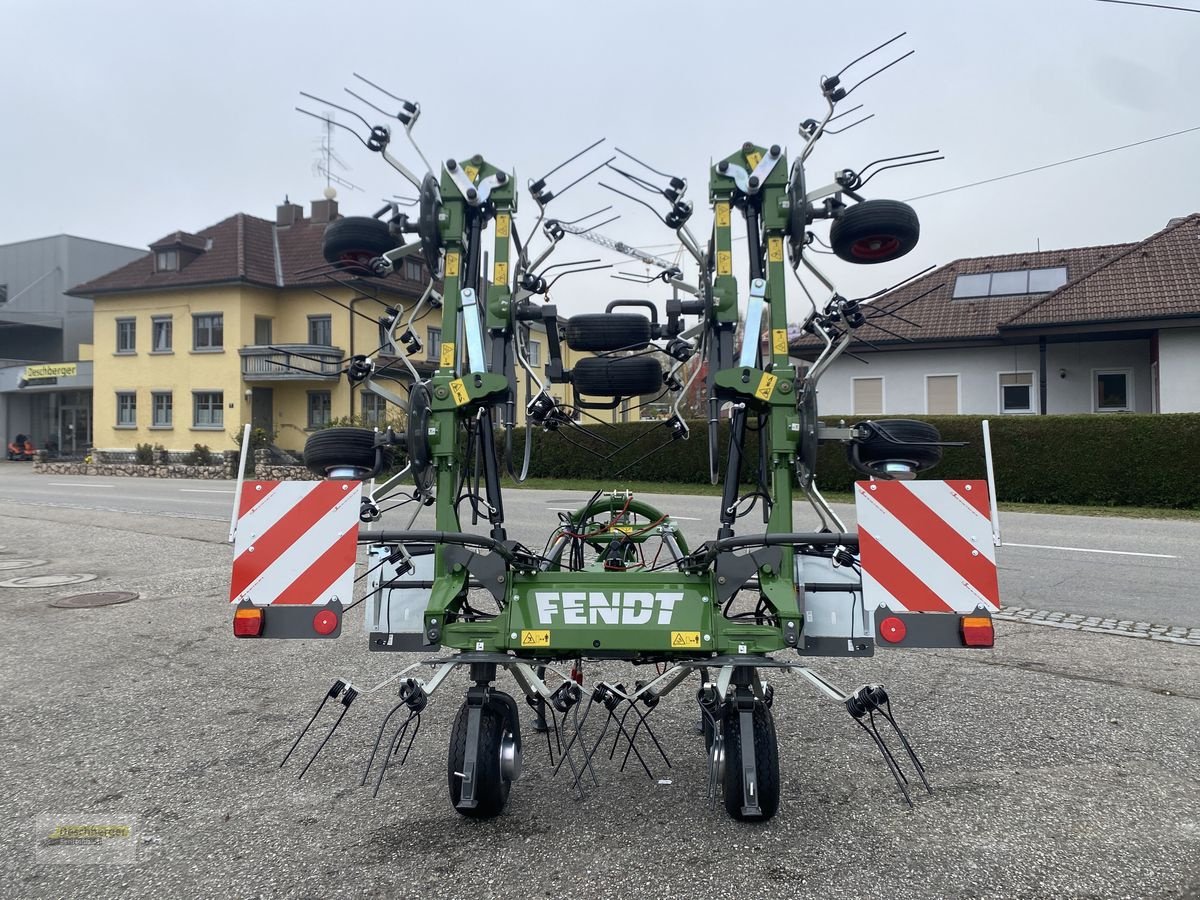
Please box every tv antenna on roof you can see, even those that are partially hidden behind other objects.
[313,112,362,193]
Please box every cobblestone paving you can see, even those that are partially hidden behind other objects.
[996,606,1200,647]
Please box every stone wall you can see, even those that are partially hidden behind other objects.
[251,448,319,481]
[32,461,233,479]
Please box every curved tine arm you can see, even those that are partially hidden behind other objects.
[789,262,825,322]
[544,262,613,292]
[800,253,838,296]
[368,460,414,504]
[404,280,437,332]
[514,330,548,398]
[380,146,423,190]
[800,91,837,163]
[676,224,707,267]
[807,329,852,385]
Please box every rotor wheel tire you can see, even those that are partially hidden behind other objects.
[852,418,943,471]
[448,699,513,819]
[303,427,389,478]
[722,701,780,822]
[572,356,662,397]
[322,216,395,276]
[564,314,652,352]
[829,199,919,265]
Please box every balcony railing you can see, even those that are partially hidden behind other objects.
[239,344,343,381]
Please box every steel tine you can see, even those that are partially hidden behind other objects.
[372,713,412,798]
[281,681,342,767]
[880,701,931,792]
[298,703,351,780]
[624,701,672,769]
[361,700,408,785]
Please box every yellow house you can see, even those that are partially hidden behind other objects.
[70,199,427,458]
[69,198,632,461]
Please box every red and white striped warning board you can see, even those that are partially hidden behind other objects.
[229,481,361,606]
[855,480,1000,613]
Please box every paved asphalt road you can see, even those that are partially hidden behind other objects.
[0,466,1198,899]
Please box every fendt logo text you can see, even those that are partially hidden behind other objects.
[534,591,684,626]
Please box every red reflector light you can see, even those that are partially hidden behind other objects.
[960,615,994,647]
[313,609,339,635]
[233,607,264,637]
[879,616,907,643]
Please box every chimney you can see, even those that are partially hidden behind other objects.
[311,197,339,225]
[276,198,303,227]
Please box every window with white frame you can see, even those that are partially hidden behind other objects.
[151,316,172,352]
[116,391,137,427]
[151,391,173,427]
[361,391,386,428]
[852,377,883,415]
[308,391,332,429]
[404,258,422,281]
[193,391,224,428]
[427,327,442,361]
[155,249,178,272]
[926,374,959,414]
[116,318,136,353]
[999,372,1035,413]
[1094,369,1132,412]
[528,340,542,367]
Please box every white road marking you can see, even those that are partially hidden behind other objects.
[1003,542,1177,560]
[48,482,114,488]
[546,506,700,520]
[180,489,234,494]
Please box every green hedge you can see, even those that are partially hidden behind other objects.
[504,414,1200,509]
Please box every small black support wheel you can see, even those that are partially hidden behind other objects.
[322,217,395,276]
[572,356,662,397]
[829,199,920,265]
[722,701,780,822]
[448,699,516,819]
[851,418,942,473]
[564,313,652,352]
[303,427,390,479]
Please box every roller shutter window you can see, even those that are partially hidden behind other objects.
[926,375,959,414]
[852,377,883,415]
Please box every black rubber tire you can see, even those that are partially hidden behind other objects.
[564,314,651,352]
[417,173,443,275]
[322,216,395,275]
[852,418,942,471]
[303,427,389,478]
[572,356,662,397]
[722,701,780,822]
[448,699,512,819]
[829,199,919,265]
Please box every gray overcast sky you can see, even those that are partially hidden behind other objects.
[3,0,1197,313]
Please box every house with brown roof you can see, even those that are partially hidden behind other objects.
[792,214,1200,416]
[68,198,431,459]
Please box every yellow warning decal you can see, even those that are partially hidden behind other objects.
[671,631,701,648]
[463,164,480,184]
[755,372,778,401]
[440,343,456,368]
[495,214,510,238]
[715,202,731,228]
[444,252,460,278]
[449,378,471,406]
[745,150,763,170]
[768,236,784,263]
[716,250,733,276]
[772,329,789,355]
[494,261,508,285]
[521,630,550,647]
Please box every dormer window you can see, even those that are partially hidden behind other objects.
[156,249,179,272]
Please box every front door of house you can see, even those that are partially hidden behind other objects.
[251,388,273,435]
[58,405,91,457]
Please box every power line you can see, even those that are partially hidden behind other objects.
[904,124,1200,202]
[1092,0,1200,13]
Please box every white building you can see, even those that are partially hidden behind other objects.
[794,214,1200,417]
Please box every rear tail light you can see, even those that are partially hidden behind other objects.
[960,615,994,648]
[233,607,264,637]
